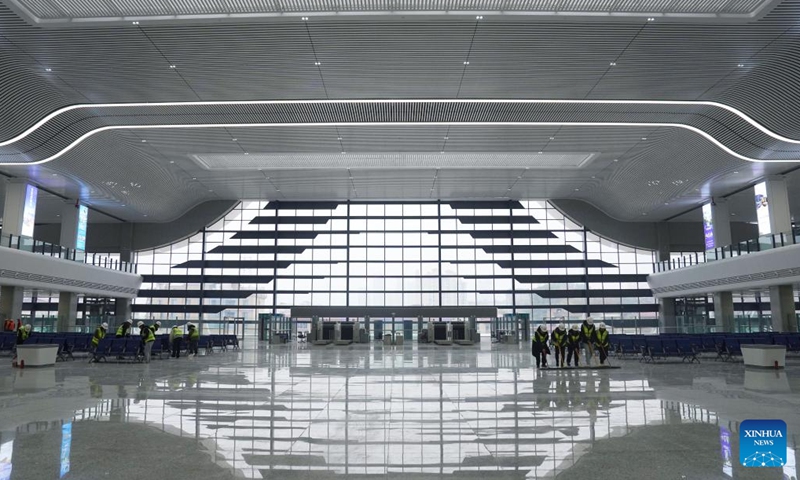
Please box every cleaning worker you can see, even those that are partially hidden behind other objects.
[187,323,200,356]
[567,325,581,367]
[594,322,610,365]
[91,323,108,350]
[139,321,155,363]
[115,320,132,338]
[580,318,596,366]
[531,325,549,369]
[170,324,184,358]
[16,324,31,345]
[551,323,567,368]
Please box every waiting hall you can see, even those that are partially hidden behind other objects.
[0,0,800,478]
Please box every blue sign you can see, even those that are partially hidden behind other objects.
[21,184,38,238]
[740,419,787,467]
[60,423,72,478]
[76,204,88,251]
[702,203,714,250]
[719,427,733,477]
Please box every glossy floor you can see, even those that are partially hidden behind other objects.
[0,343,798,479]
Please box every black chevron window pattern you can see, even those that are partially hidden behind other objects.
[133,200,658,325]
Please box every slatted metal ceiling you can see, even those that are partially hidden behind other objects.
[2,2,800,224]
[9,0,774,22]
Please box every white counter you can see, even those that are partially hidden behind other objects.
[740,344,786,368]
[16,344,58,367]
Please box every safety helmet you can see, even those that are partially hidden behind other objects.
[124,319,132,324]
[137,321,144,327]
[101,322,109,329]
[598,322,606,329]
[570,325,578,331]
[537,324,546,331]
[155,321,161,326]
[24,324,31,331]
[587,318,594,325]
[188,323,195,328]
[557,323,565,330]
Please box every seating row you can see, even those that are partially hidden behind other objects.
[0,332,240,362]
[608,333,800,363]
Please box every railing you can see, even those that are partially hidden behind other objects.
[0,232,137,273]
[653,226,800,273]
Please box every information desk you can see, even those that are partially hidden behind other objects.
[740,344,786,368]
[16,344,59,367]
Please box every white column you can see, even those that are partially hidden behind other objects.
[764,176,793,238]
[59,200,80,249]
[2,180,37,237]
[710,198,732,247]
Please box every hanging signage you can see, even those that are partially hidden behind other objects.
[20,184,37,237]
[702,203,715,250]
[76,204,88,251]
[754,182,771,235]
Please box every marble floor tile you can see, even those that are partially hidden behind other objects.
[0,343,797,479]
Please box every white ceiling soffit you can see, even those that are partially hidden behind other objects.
[5,0,781,26]
[191,152,596,170]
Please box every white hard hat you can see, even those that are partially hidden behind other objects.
[538,324,546,331]
[24,324,31,331]
[570,325,578,331]
[188,322,195,328]
[137,321,144,327]
[155,321,161,326]
[598,322,606,328]
[587,319,594,325]
[101,322,109,329]
[558,323,565,329]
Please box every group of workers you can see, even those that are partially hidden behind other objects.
[531,318,610,368]
[91,320,201,363]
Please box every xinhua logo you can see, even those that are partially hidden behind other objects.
[739,419,787,467]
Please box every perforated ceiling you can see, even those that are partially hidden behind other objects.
[2,2,800,224]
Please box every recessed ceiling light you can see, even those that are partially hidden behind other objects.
[731,212,737,216]
[244,152,249,155]
[45,68,52,72]
[132,21,139,25]
[517,176,522,179]
[641,137,647,140]
[314,61,321,66]
[208,189,214,192]
[141,139,146,143]
[192,177,197,180]
[232,138,237,141]
[641,212,648,216]
[341,151,346,154]
[574,188,579,191]
[591,176,596,179]
[440,151,444,154]
[51,173,58,176]
[737,64,745,68]
[664,202,669,205]
[476,15,483,20]
[444,136,449,140]
[609,62,617,66]
[463,61,470,65]
[613,159,619,162]
[143,214,148,217]
[275,189,281,192]
[647,17,655,21]
[507,188,511,191]
[121,204,126,207]
[301,16,308,21]
[733,171,739,174]
[549,137,555,140]
[169,65,176,69]
[337,137,342,140]
[169,160,175,164]
[56,214,60,217]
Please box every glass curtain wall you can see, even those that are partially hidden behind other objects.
[131,200,659,335]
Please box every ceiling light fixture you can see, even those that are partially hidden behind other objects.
[132,21,139,25]
[314,61,321,66]
[341,151,346,154]
[476,15,483,20]
[463,61,470,65]
[232,138,237,141]
[641,137,647,140]
[574,188,579,191]
[647,17,655,21]
[613,159,619,162]
[738,64,745,68]
[337,137,342,140]
[549,137,555,140]
[609,62,616,66]
[141,139,146,143]
[301,16,308,21]
[244,152,249,155]
[45,68,52,72]
[169,65,176,69]
[733,171,739,174]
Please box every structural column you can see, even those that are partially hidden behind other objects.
[56,200,84,332]
[708,199,735,332]
[762,177,797,332]
[0,180,38,322]
[655,223,677,333]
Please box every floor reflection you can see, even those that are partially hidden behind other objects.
[0,344,798,479]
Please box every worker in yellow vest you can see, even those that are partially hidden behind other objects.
[187,323,200,356]
[594,323,611,366]
[170,325,184,358]
[91,323,108,349]
[139,321,156,363]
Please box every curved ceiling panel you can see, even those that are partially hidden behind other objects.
[1,99,800,165]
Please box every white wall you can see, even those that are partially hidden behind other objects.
[0,246,142,298]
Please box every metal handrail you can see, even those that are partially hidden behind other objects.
[0,231,137,273]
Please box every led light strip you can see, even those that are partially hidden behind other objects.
[3,120,798,166]
[1,99,799,165]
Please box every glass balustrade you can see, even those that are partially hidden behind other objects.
[653,226,800,273]
[0,232,137,273]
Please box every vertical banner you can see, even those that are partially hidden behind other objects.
[754,182,771,235]
[702,203,715,250]
[719,427,733,477]
[21,184,38,237]
[60,423,72,478]
[0,438,13,480]
[76,204,89,251]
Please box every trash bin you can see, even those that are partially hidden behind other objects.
[394,332,404,346]
[383,333,393,346]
